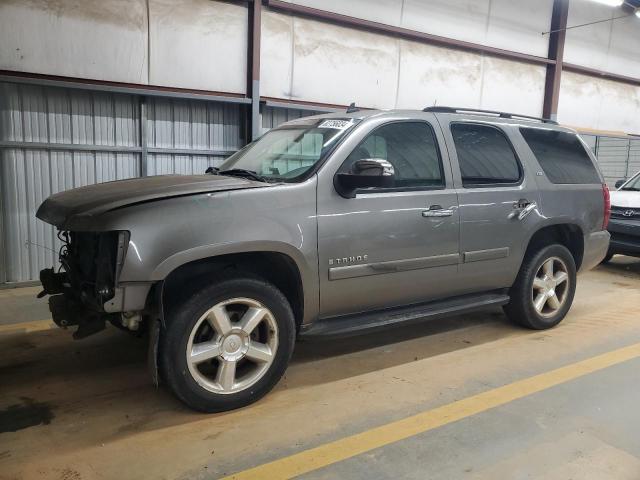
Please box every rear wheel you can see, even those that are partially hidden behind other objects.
[504,244,576,330]
[160,277,295,412]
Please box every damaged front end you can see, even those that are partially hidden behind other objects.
[39,230,136,339]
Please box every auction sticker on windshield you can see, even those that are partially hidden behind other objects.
[318,119,352,130]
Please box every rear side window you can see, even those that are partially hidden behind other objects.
[451,124,521,187]
[341,121,444,189]
[519,128,600,184]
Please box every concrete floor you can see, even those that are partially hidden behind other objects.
[0,257,639,480]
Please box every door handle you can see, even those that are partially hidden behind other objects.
[509,201,537,220]
[422,206,454,218]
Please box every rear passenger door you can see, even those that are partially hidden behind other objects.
[441,121,542,292]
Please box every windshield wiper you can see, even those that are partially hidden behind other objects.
[219,168,268,183]
[621,187,640,191]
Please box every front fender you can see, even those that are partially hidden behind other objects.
[151,240,318,325]
[151,240,312,284]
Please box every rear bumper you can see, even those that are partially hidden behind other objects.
[581,230,610,272]
[607,218,640,256]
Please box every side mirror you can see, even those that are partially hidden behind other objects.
[335,159,395,198]
[615,179,625,189]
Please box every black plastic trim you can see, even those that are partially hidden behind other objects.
[300,290,509,338]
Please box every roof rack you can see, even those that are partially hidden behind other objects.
[423,106,558,125]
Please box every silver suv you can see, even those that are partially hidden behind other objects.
[36,106,611,412]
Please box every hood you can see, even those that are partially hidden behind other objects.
[37,174,266,228]
[610,190,640,209]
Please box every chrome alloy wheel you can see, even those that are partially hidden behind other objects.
[186,297,279,394]
[531,257,570,318]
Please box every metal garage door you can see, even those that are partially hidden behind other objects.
[0,82,244,284]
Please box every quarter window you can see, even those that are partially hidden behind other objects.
[451,124,521,186]
[341,122,444,189]
[519,128,601,184]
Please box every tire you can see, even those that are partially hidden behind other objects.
[160,276,296,412]
[503,244,577,330]
[600,253,614,264]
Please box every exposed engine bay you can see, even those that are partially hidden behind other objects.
[39,230,137,339]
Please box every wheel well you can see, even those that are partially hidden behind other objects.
[525,224,584,269]
[162,252,304,328]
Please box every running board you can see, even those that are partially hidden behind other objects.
[300,291,509,338]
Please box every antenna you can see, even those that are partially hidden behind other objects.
[346,102,359,113]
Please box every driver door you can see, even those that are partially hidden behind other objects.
[316,117,461,318]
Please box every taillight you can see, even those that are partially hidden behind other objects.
[602,183,611,230]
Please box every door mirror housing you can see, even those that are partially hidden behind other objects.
[615,179,625,189]
[335,159,395,198]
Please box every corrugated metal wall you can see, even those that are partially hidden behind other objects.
[629,140,640,179]
[146,97,243,175]
[581,133,640,186]
[261,106,323,134]
[0,82,244,283]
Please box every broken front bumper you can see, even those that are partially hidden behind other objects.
[38,230,153,338]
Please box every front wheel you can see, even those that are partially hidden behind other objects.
[504,244,577,330]
[160,277,296,412]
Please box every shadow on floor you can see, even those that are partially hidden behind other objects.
[0,306,526,443]
[597,255,640,278]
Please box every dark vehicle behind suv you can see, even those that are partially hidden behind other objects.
[35,106,610,412]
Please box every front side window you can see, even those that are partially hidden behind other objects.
[340,122,444,189]
[519,128,601,184]
[220,118,358,182]
[451,123,521,187]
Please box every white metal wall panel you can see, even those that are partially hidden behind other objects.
[279,0,553,57]
[396,41,545,115]
[558,71,640,135]
[479,57,545,117]
[262,11,295,100]
[0,0,147,84]
[262,14,400,108]
[564,2,640,80]
[396,40,483,109]
[149,0,248,94]
[264,12,546,115]
[283,0,404,25]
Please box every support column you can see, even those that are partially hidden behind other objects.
[140,96,148,177]
[247,0,262,141]
[543,0,569,121]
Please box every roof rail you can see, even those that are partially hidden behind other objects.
[423,106,558,125]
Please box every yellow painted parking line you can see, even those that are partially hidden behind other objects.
[0,319,56,334]
[222,342,640,480]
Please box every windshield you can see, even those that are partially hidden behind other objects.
[220,118,359,182]
[621,172,640,191]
